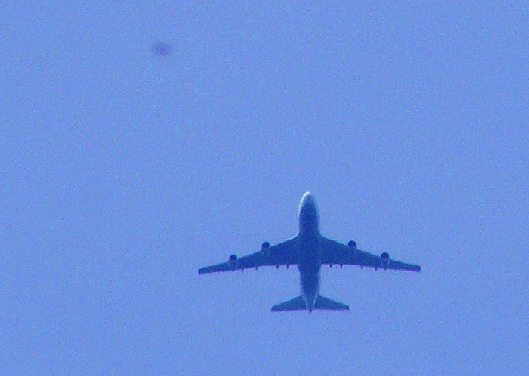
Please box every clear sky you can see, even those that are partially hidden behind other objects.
[2,1,528,375]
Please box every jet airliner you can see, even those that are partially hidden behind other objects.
[198,192,421,312]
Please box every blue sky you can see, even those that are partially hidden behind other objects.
[2,1,528,375]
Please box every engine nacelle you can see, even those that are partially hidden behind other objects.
[381,252,389,270]
[261,241,271,256]
[348,240,357,254]
[228,254,237,270]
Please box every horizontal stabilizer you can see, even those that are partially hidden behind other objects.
[271,295,349,311]
[271,296,306,311]
[314,295,349,311]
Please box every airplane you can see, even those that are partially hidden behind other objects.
[198,192,421,312]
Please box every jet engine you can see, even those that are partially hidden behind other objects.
[381,252,389,270]
[348,240,357,254]
[228,254,237,270]
[261,241,270,256]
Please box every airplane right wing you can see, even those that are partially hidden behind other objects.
[321,237,421,272]
[198,237,299,274]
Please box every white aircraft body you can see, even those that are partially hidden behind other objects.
[198,192,421,312]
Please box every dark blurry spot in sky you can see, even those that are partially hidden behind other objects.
[152,42,172,56]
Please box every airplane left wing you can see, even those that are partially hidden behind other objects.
[198,237,299,274]
[321,237,421,272]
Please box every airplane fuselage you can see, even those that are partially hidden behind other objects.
[297,192,322,312]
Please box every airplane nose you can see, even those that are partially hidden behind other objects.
[298,191,319,234]
[300,192,318,215]
[301,192,317,211]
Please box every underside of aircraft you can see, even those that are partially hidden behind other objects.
[199,192,421,312]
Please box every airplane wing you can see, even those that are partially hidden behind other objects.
[198,237,299,274]
[321,237,421,272]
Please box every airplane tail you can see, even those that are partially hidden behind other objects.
[314,295,349,311]
[271,295,349,312]
[271,295,306,311]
